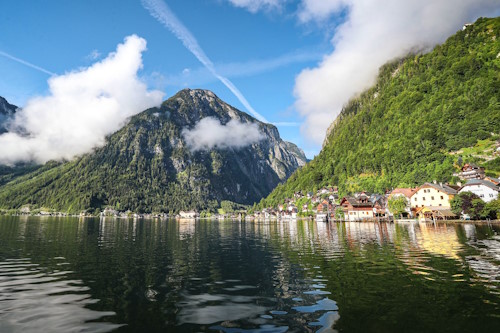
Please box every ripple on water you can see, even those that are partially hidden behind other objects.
[293,298,339,313]
[0,259,122,333]
[209,324,289,333]
[309,311,340,333]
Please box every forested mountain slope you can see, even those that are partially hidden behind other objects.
[260,17,500,207]
[0,89,306,214]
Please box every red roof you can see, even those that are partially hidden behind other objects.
[389,188,417,198]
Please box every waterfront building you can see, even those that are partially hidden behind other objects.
[340,193,385,222]
[411,183,457,220]
[459,179,499,203]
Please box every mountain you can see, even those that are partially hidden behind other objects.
[0,97,39,186]
[0,96,17,133]
[260,17,500,207]
[0,89,306,214]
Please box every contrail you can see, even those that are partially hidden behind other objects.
[0,50,56,76]
[141,0,268,123]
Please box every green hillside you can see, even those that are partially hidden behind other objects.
[260,17,500,207]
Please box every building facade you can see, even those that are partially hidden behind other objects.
[410,183,457,209]
[459,180,499,203]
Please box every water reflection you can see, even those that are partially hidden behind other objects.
[0,217,500,332]
[0,258,121,333]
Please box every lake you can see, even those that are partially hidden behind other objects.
[0,216,499,332]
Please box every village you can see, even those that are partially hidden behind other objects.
[245,163,500,222]
[108,163,499,222]
[11,164,498,222]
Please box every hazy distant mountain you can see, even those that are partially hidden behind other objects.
[0,89,307,213]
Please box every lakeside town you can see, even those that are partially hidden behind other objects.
[249,164,499,222]
[5,163,499,222]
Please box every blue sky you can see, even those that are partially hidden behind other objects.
[0,0,334,158]
[1,0,498,162]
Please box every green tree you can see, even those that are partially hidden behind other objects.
[484,199,500,220]
[334,207,345,220]
[388,196,408,219]
[451,192,487,220]
[470,198,486,220]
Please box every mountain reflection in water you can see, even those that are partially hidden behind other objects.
[0,216,499,332]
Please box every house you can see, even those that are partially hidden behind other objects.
[282,207,298,220]
[459,179,499,203]
[410,183,457,220]
[484,176,500,186]
[416,206,457,221]
[316,199,335,222]
[101,207,118,217]
[20,206,31,215]
[318,187,330,195]
[317,199,333,213]
[311,196,321,204]
[294,191,304,199]
[369,194,387,218]
[340,193,385,221]
[262,209,278,220]
[456,164,485,180]
[388,188,417,218]
[178,210,199,219]
[410,182,457,209]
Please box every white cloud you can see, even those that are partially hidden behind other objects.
[294,0,500,144]
[226,0,286,13]
[0,35,164,165]
[182,117,264,151]
[142,0,268,123]
[297,0,346,23]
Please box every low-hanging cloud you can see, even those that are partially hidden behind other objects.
[0,35,164,165]
[226,0,500,146]
[182,117,264,151]
[294,0,500,144]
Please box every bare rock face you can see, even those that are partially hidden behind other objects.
[0,96,17,133]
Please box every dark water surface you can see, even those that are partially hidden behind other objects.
[1,217,499,332]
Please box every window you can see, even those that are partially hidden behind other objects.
[422,197,426,201]
[490,194,494,197]
[414,197,417,201]
[440,196,443,200]
[480,194,484,198]
[439,204,442,206]
[431,196,435,200]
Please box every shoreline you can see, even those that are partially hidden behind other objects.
[1,214,499,224]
